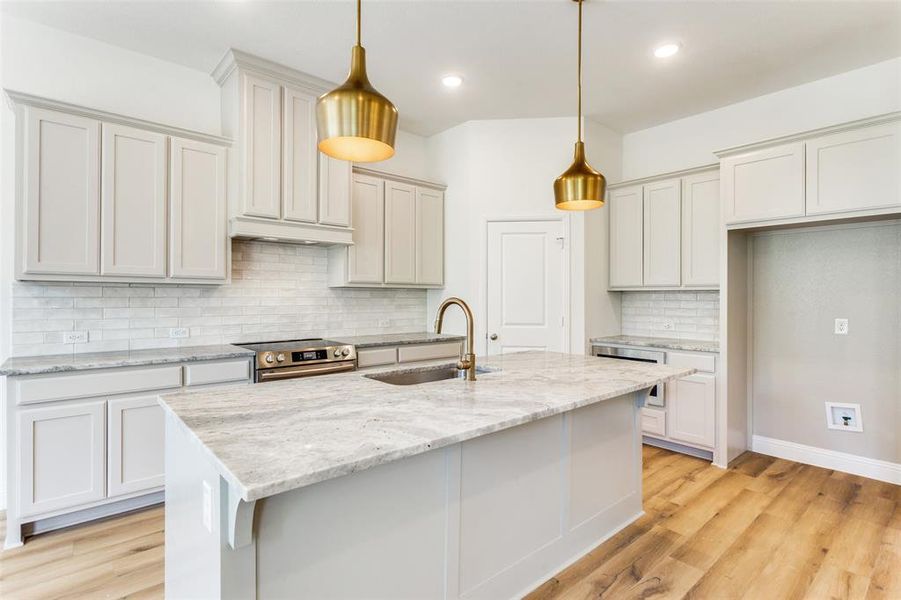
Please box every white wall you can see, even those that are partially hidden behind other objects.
[622,57,901,179]
[425,117,622,355]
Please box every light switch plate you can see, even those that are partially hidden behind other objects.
[834,318,849,335]
[62,331,88,344]
[202,480,213,532]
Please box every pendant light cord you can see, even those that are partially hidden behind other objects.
[577,0,583,142]
[356,0,362,46]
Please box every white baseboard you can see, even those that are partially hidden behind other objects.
[751,435,901,485]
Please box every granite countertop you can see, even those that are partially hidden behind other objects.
[335,332,466,349]
[590,335,719,354]
[0,344,255,377]
[159,351,693,502]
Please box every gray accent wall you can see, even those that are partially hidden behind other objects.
[751,220,900,463]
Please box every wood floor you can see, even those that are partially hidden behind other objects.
[1,447,898,600]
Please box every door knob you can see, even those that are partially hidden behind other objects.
[489,334,498,340]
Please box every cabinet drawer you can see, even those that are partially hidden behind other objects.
[15,366,183,405]
[641,407,666,437]
[357,347,398,368]
[666,352,716,373]
[184,360,251,386]
[397,342,462,363]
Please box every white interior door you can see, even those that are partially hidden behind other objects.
[486,220,566,355]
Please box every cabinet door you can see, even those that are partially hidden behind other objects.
[242,73,281,219]
[170,138,227,280]
[667,373,715,448]
[282,85,318,223]
[22,107,101,275]
[643,179,681,286]
[348,174,385,283]
[18,400,106,517]
[318,155,352,227]
[721,142,804,224]
[608,185,643,288]
[806,121,901,216]
[108,395,165,498]
[384,181,417,284]
[100,123,168,277]
[681,172,720,287]
[416,188,444,285]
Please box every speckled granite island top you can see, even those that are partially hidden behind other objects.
[0,344,255,376]
[160,351,693,502]
[591,335,719,354]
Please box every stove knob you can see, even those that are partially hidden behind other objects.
[263,352,275,364]
[334,349,341,357]
[341,347,350,357]
[276,353,286,363]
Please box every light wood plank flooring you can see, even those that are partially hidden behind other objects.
[1,447,898,600]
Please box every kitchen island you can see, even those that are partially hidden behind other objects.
[159,351,692,600]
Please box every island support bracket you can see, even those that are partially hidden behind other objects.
[222,478,257,550]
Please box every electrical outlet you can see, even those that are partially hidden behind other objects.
[378,319,391,328]
[62,331,88,344]
[661,319,675,332]
[169,327,190,339]
[202,480,213,533]
[834,318,849,335]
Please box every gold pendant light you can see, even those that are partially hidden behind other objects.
[316,0,398,163]
[554,0,606,211]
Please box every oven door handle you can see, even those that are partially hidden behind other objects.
[258,362,356,381]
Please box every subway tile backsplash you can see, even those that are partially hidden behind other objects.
[10,240,428,357]
[620,291,720,341]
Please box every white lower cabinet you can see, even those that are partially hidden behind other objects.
[18,400,106,518]
[5,358,252,547]
[666,373,716,448]
[107,395,165,498]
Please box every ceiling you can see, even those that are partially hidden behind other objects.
[3,1,900,136]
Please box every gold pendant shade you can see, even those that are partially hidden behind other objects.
[554,141,606,211]
[316,0,398,162]
[553,0,605,211]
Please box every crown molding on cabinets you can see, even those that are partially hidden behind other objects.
[211,49,334,96]
[607,163,719,191]
[4,90,231,147]
[352,167,448,191]
[714,111,901,157]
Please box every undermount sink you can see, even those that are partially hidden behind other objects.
[365,366,492,386]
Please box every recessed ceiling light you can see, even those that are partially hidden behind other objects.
[441,74,463,88]
[654,43,680,59]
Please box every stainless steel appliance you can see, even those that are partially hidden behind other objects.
[592,345,666,407]
[236,339,357,383]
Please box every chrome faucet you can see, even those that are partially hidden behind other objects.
[434,297,477,381]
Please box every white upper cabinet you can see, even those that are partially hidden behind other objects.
[282,85,318,223]
[22,107,101,276]
[12,93,230,284]
[721,142,805,224]
[806,121,901,216]
[681,172,720,287]
[416,188,444,286]
[609,185,644,288]
[100,123,168,278]
[347,174,385,284]
[384,181,417,284]
[169,138,228,280]
[319,156,352,227]
[215,51,354,244]
[329,169,446,288]
[242,73,282,219]
[642,178,681,286]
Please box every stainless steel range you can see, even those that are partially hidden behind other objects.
[236,339,357,383]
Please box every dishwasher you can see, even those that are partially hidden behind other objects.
[591,345,666,407]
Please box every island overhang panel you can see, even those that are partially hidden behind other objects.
[159,351,693,600]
